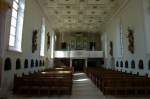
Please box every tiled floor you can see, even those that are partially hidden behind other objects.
[8,73,150,99]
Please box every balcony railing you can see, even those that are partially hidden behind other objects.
[54,50,104,58]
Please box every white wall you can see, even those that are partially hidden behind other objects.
[0,12,6,92]
[102,0,150,76]
[0,0,54,96]
[143,0,150,55]
[0,13,4,57]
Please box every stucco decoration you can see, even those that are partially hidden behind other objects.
[127,27,134,54]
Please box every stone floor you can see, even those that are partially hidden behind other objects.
[8,73,150,99]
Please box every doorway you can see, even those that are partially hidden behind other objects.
[72,59,85,72]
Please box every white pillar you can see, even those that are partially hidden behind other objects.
[85,58,88,68]
[70,58,72,67]
[50,32,55,59]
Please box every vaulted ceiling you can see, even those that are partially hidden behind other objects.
[37,0,125,33]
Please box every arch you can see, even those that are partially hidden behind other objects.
[120,61,123,68]
[131,60,135,69]
[138,60,144,69]
[31,59,34,68]
[4,57,12,71]
[24,59,28,69]
[16,58,21,70]
[125,61,128,68]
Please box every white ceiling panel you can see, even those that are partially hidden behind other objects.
[58,0,76,4]
[87,0,109,5]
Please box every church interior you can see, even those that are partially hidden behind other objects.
[1,0,150,99]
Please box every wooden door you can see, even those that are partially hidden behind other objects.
[72,59,85,72]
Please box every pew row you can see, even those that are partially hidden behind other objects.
[13,67,73,96]
[86,67,150,96]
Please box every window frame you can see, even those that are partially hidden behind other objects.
[40,18,46,57]
[8,0,25,53]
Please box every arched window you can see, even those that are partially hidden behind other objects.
[31,59,34,68]
[120,61,123,67]
[148,60,150,70]
[39,60,42,67]
[125,61,128,68]
[24,59,28,68]
[139,60,144,69]
[116,61,119,67]
[131,60,135,69]
[4,58,12,71]
[9,0,25,52]
[137,72,139,76]
[42,60,45,66]
[35,60,38,67]
[16,58,21,69]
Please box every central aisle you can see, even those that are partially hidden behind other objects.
[10,73,150,99]
[72,73,104,99]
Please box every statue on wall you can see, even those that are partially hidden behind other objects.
[127,27,134,54]
[47,32,50,50]
[32,30,38,53]
[0,0,11,12]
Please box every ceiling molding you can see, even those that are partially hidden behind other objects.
[37,0,126,33]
